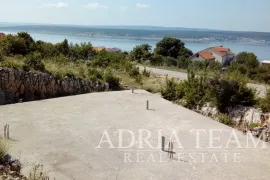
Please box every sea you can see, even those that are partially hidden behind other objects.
[0,24,270,60]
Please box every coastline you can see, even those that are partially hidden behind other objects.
[1,29,269,60]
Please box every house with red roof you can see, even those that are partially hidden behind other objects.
[0,32,5,38]
[191,46,235,65]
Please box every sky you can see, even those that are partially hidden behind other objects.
[0,0,270,32]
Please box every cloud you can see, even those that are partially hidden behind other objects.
[83,3,108,9]
[120,6,128,11]
[40,2,69,8]
[136,3,149,9]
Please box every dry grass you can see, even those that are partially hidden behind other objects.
[117,71,167,93]
[0,56,25,69]
[43,59,89,79]
[28,164,54,180]
[0,138,10,161]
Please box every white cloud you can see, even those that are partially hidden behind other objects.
[83,3,108,9]
[40,2,69,8]
[120,6,128,11]
[136,3,149,9]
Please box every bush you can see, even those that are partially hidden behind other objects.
[207,61,222,71]
[189,60,208,71]
[161,70,256,112]
[88,68,103,81]
[257,89,270,112]
[228,63,248,75]
[103,70,120,90]
[129,66,140,78]
[25,53,45,71]
[142,67,150,77]
[161,77,184,101]
[161,70,208,109]
[181,71,209,109]
[208,77,256,113]
[150,54,163,65]
[0,50,4,61]
[177,57,190,69]
[235,52,259,68]
[163,57,177,67]
[135,75,143,85]
[216,113,234,126]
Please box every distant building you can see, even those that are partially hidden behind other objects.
[93,46,122,53]
[261,60,270,66]
[93,46,106,52]
[190,51,216,63]
[190,46,235,66]
[0,32,5,38]
[106,48,122,53]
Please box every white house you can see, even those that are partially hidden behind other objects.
[261,60,270,66]
[190,46,235,65]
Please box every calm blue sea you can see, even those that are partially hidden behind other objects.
[2,27,270,60]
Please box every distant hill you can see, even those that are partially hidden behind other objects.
[0,22,215,31]
[1,23,270,43]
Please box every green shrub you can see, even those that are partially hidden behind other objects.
[177,57,190,69]
[25,53,45,71]
[88,68,103,81]
[22,64,31,71]
[150,54,163,65]
[0,50,4,61]
[142,67,150,77]
[135,75,143,85]
[163,57,177,67]
[143,84,160,94]
[161,77,184,101]
[129,66,140,78]
[234,52,259,68]
[103,70,120,90]
[181,71,209,109]
[257,89,270,112]
[249,123,260,129]
[216,113,234,126]
[208,77,256,113]
[228,63,248,75]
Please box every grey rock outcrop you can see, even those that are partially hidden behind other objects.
[0,67,108,105]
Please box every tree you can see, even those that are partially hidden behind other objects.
[35,40,58,57]
[17,32,35,53]
[0,35,28,55]
[234,52,259,68]
[56,39,70,57]
[70,42,93,60]
[130,44,152,62]
[155,37,192,59]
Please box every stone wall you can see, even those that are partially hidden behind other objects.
[0,67,108,105]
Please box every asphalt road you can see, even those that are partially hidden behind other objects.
[139,66,268,97]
